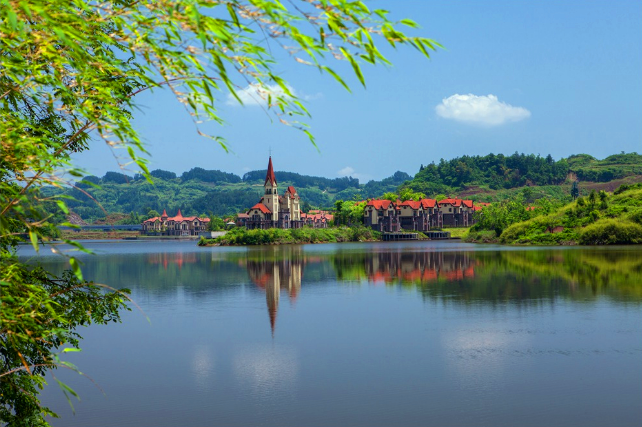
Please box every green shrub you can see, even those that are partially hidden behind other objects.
[579,219,642,245]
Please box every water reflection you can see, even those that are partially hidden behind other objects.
[23,243,642,335]
[244,247,305,334]
[234,246,642,333]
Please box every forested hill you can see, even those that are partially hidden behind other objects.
[50,168,411,221]
[405,152,642,196]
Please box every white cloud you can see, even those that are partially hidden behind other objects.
[227,83,295,106]
[337,166,355,177]
[435,94,531,126]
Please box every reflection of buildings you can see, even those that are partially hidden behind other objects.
[246,250,304,335]
[146,252,198,269]
[364,251,475,284]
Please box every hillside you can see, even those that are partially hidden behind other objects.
[43,151,642,223]
[404,152,642,200]
[42,168,411,222]
[469,184,642,245]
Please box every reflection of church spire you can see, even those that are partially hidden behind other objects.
[246,248,304,335]
[265,266,280,336]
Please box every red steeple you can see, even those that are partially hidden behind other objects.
[176,209,183,219]
[264,156,277,185]
[161,209,168,218]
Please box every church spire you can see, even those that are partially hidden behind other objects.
[264,156,277,186]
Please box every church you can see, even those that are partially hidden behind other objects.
[245,157,304,229]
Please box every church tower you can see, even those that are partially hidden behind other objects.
[263,157,279,222]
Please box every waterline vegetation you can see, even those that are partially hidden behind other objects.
[467,184,642,245]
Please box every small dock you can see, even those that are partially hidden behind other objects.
[425,231,451,240]
[382,232,418,241]
[382,231,451,241]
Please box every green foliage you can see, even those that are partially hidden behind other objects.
[208,215,226,231]
[199,226,380,246]
[181,168,240,184]
[471,197,531,236]
[407,152,570,194]
[399,188,426,201]
[579,219,642,245]
[150,169,177,181]
[495,185,642,245]
[407,152,642,196]
[381,192,398,202]
[334,200,366,225]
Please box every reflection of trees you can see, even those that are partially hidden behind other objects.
[29,245,642,310]
[330,248,642,304]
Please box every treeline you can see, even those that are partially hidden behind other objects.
[47,168,411,223]
[567,153,642,182]
[408,153,569,194]
[242,169,360,191]
[407,152,642,195]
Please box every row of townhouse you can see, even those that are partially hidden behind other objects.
[364,198,481,232]
[301,210,333,228]
[141,209,210,236]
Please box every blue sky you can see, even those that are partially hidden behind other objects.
[75,0,642,182]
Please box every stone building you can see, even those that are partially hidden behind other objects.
[141,209,210,236]
[245,157,304,230]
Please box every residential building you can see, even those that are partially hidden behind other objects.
[364,198,480,231]
[301,211,334,228]
[141,209,210,236]
[363,199,401,232]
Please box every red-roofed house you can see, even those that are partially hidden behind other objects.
[437,198,476,227]
[141,209,210,236]
[245,157,304,230]
[397,198,441,231]
[301,211,334,228]
[364,199,401,232]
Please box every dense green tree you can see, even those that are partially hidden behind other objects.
[150,169,177,181]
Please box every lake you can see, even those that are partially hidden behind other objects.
[18,240,642,427]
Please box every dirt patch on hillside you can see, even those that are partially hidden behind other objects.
[579,175,642,192]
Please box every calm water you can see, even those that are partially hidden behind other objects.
[18,240,642,427]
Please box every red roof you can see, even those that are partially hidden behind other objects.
[237,213,250,218]
[420,199,437,208]
[366,199,395,210]
[438,198,462,207]
[400,200,422,210]
[286,186,297,198]
[462,200,474,208]
[143,209,209,224]
[265,156,277,185]
[250,203,271,214]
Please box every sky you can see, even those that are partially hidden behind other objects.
[74,0,642,183]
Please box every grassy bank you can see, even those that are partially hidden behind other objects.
[480,184,642,245]
[441,227,470,239]
[199,226,382,246]
[61,230,140,240]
